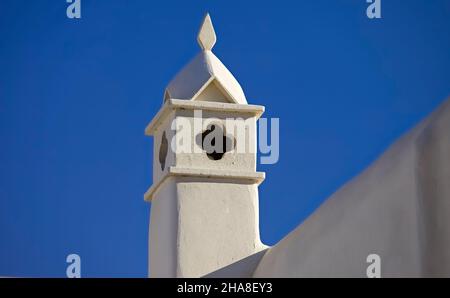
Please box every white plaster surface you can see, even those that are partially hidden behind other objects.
[253,98,450,278]
[176,179,266,277]
[148,178,178,277]
[149,177,267,278]
[144,101,265,202]
[146,14,266,277]
[164,14,247,104]
[165,51,247,104]
[197,13,216,51]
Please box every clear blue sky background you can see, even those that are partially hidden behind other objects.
[1,0,449,277]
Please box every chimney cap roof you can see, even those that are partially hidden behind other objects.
[163,14,248,105]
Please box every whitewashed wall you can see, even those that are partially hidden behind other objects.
[254,98,450,278]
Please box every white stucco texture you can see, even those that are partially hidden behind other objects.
[149,177,267,278]
[254,98,450,278]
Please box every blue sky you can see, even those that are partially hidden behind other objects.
[1,0,449,277]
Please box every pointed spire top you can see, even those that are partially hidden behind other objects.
[197,13,216,51]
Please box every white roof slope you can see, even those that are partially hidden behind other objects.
[253,97,450,278]
[164,14,247,104]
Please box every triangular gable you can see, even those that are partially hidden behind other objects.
[192,78,234,103]
[164,51,247,104]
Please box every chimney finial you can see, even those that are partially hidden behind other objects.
[197,13,216,51]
